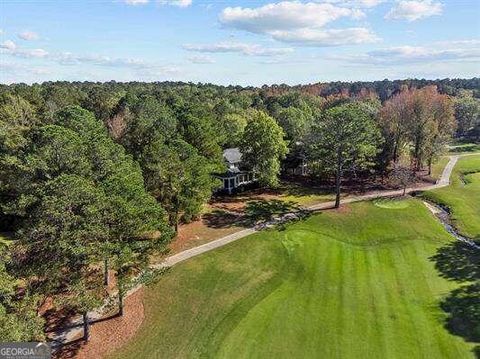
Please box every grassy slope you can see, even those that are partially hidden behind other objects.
[112,199,474,359]
[431,156,450,180]
[424,154,480,240]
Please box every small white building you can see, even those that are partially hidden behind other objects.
[215,148,256,194]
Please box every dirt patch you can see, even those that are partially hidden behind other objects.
[54,288,145,359]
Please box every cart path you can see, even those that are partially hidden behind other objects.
[50,155,460,347]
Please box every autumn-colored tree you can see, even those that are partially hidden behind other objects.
[379,86,455,171]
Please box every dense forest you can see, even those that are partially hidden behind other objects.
[0,77,479,341]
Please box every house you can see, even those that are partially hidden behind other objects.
[215,148,256,194]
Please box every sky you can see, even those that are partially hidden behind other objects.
[0,0,479,86]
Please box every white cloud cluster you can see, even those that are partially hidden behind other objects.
[55,52,151,68]
[220,2,364,33]
[1,40,16,51]
[183,42,294,56]
[385,0,443,21]
[331,40,480,65]
[158,0,192,7]
[18,30,39,41]
[1,40,48,58]
[320,0,384,8]
[270,27,379,46]
[1,41,172,71]
[219,1,378,46]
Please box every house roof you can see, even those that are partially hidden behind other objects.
[223,148,242,164]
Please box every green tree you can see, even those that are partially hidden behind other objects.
[0,249,44,341]
[240,111,288,187]
[142,138,218,232]
[12,175,107,340]
[307,103,382,208]
[274,107,310,143]
[454,96,480,137]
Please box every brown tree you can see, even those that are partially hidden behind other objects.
[379,86,455,171]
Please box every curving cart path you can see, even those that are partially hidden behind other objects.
[50,155,461,347]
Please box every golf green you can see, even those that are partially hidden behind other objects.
[112,199,475,359]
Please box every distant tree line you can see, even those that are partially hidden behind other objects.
[0,78,478,340]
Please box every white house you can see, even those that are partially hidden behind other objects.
[215,148,256,194]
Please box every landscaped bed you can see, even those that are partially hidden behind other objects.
[110,199,475,359]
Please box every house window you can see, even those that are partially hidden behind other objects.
[229,178,235,188]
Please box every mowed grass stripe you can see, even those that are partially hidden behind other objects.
[111,199,475,359]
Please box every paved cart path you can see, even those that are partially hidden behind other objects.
[50,155,460,347]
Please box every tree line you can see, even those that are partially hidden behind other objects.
[0,78,479,341]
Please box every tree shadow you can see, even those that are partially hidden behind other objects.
[52,337,83,359]
[431,242,480,283]
[431,241,480,356]
[202,209,243,229]
[244,199,302,224]
[440,283,480,344]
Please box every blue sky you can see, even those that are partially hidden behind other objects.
[1,0,479,85]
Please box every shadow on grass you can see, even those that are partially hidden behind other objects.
[203,199,312,230]
[431,241,480,356]
[203,209,243,229]
[245,199,301,222]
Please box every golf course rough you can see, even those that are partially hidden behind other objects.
[111,199,476,359]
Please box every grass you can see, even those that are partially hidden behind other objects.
[448,143,480,154]
[278,186,336,206]
[0,232,13,248]
[431,156,450,180]
[111,199,475,359]
[423,154,480,240]
[373,198,411,209]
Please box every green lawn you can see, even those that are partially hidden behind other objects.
[423,154,480,240]
[431,156,450,180]
[448,143,480,154]
[111,199,475,359]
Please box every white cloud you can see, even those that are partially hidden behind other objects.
[124,0,149,5]
[1,40,16,50]
[357,0,384,7]
[0,29,4,35]
[219,1,379,47]
[158,0,192,7]
[319,0,384,8]
[183,42,294,56]
[18,30,39,41]
[20,48,49,58]
[330,41,480,65]
[220,2,365,33]
[187,55,215,64]
[1,40,48,58]
[270,27,380,46]
[385,0,443,21]
[55,52,151,68]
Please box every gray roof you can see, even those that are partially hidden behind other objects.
[223,148,242,164]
